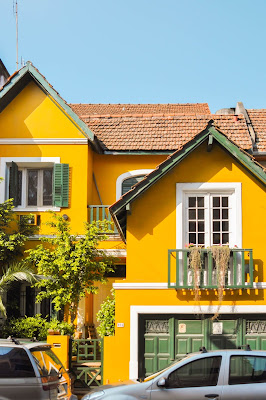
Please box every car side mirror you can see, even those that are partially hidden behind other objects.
[157,377,167,388]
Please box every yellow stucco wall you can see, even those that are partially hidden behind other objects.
[103,141,266,383]
[0,80,92,234]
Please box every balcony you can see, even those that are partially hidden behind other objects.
[88,205,118,234]
[168,248,253,289]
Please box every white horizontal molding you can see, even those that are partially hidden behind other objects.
[0,138,88,144]
[98,249,127,257]
[14,207,60,212]
[114,282,266,289]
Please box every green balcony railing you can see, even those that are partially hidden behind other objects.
[168,248,253,289]
[88,205,118,234]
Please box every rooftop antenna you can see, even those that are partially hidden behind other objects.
[13,0,19,70]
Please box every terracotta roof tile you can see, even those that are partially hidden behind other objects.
[84,114,252,151]
[70,103,211,117]
[247,109,266,152]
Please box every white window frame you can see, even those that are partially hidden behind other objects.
[176,183,242,248]
[0,157,60,211]
[116,169,154,200]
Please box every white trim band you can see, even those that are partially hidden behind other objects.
[0,138,88,144]
[98,249,127,257]
[114,282,266,290]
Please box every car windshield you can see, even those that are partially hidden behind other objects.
[30,347,65,377]
[143,356,186,382]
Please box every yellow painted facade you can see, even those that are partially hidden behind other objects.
[1,66,266,387]
[103,142,266,383]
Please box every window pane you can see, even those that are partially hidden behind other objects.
[189,222,196,232]
[27,170,38,206]
[222,233,229,244]
[222,209,228,219]
[213,209,220,220]
[167,356,221,388]
[198,233,204,245]
[189,197,196,207]
[17,170,22,206]
[222,221,229,231]
[0,348,35,378]
[229,356,266,385]
[197,197,204,207]
[198,222,204,232]
[189,209,196,219]
[198,209,204,220]
[213,197,220,207]
[222,197,228,207]
[43,169,53,206]
[213,233,220,244]
[213,221,220,232]
[189,233,196,245]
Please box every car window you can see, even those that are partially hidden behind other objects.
[31,347,65,377]
[229,355,266,385]
[167,356,222,388]
[0,347,35,378]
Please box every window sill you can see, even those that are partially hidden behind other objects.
[13,207,61,212]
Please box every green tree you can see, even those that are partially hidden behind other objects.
[96,289,115,337]
[0,179,37,317]
[26,213,114,324]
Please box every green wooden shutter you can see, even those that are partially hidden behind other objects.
[53,164,69,207]
[9,161,19,206]
[122,175,145,196]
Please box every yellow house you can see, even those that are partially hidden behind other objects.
[1,62,266,384]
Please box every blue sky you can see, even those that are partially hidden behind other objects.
[1,0,266,112]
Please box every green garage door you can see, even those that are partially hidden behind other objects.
[139,315,266,378]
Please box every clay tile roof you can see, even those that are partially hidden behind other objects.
[246,109,266,152]
[82,114,252,152]
[70,103,211,117]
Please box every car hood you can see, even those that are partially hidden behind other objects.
[91,379,139,391]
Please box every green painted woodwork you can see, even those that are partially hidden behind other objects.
[88,205,118,233]
[122,175,146,196]
[168,248,253,289]
[70,338,103,388]
[9,161,19,206]
[53,163,69,207]
[110,122,266,242]
[140,316,266,378]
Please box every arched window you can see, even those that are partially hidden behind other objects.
[116,169,154,200]
[122,175,146,196]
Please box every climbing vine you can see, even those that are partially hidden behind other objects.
[211,245,230,320]
[189,246,202,303]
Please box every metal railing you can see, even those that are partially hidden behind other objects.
[168,248,253,289]
[88,205,118,234]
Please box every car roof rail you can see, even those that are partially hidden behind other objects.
[0,337,21,345]
[237,344,252,351]
[199,346,207,353]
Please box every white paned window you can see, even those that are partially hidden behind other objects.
[176,183,242,249]
[186,193,231,247]
[15,168,53,208]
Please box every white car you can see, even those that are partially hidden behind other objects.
[82,348,266,400]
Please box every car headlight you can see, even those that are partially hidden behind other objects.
[82,391,105,400]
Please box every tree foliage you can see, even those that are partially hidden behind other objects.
[0,186,38,317]
[25,213,114,323]
[96,289,115,337]
[0,198,37,266]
